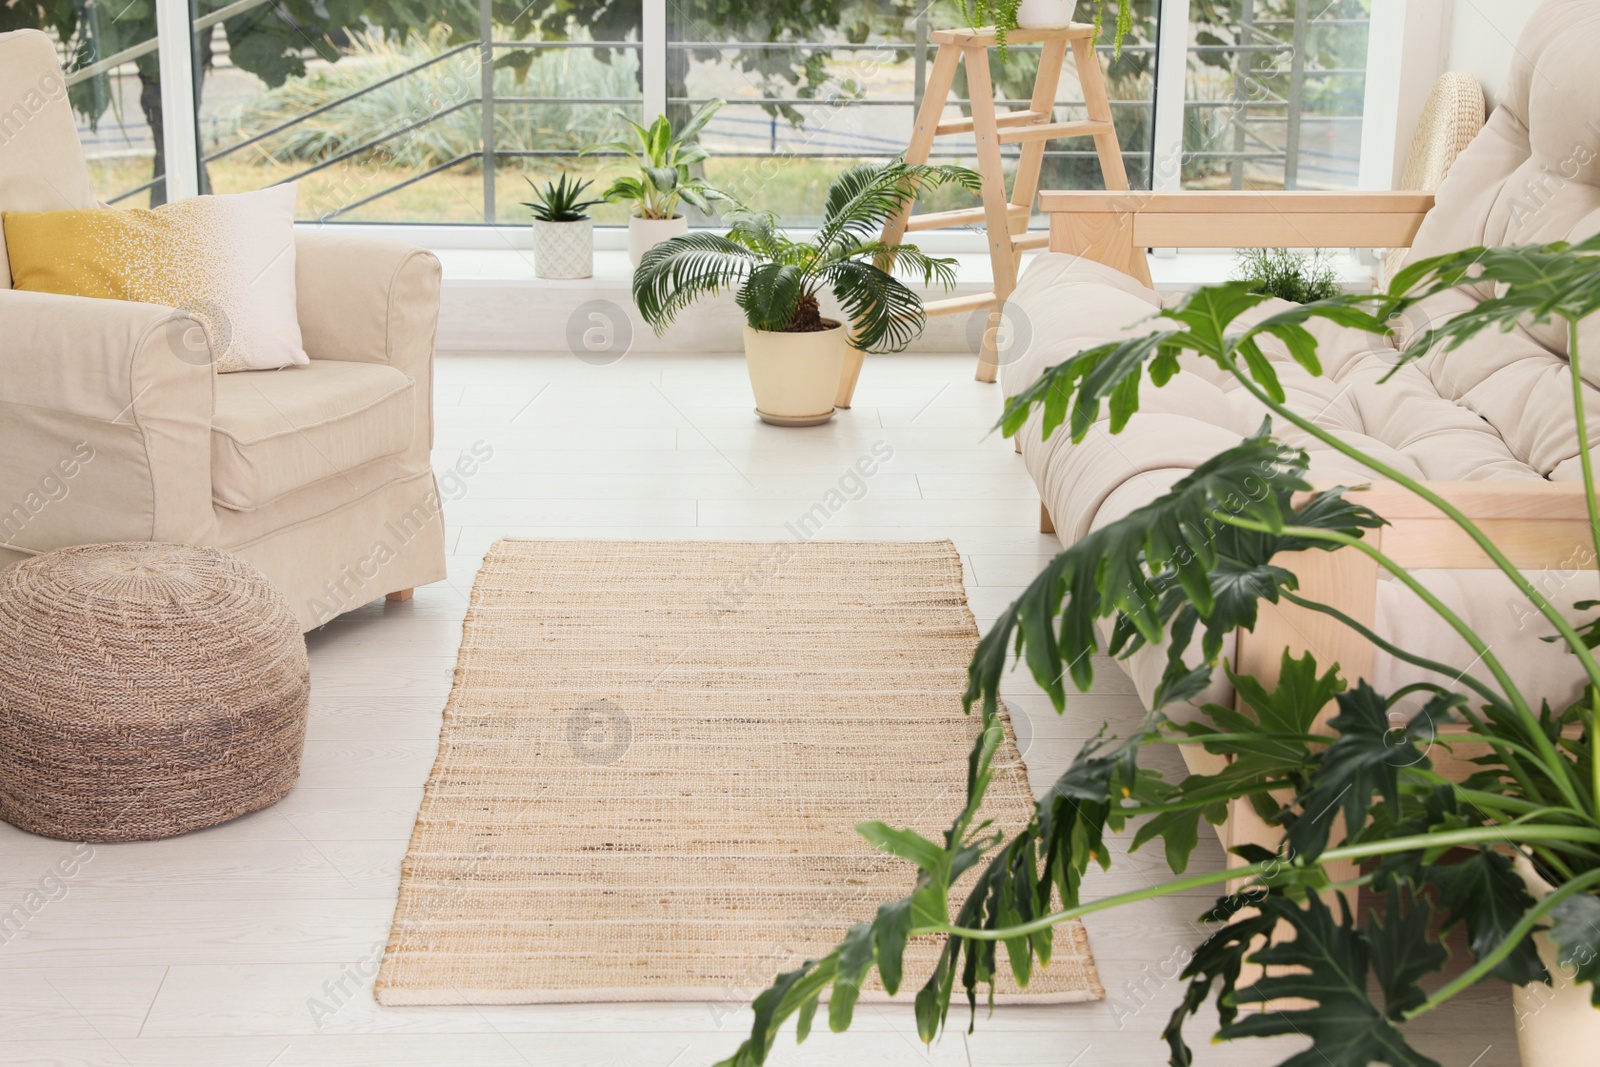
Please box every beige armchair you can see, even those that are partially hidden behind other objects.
[0,30,446,630]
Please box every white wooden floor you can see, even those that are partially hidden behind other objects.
[0,352,1517,1066]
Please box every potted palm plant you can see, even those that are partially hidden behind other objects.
[632,161,980,426]
[711,235,1600,1066]
[522,174,604,280]
[589,99,738,267]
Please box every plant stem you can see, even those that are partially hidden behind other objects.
[1571,319,1600,821]
[1277,589,1506,709]
[1230,357,1600,695]
[1568,319,1600,577]
[929,824,1600,942]
[1403,867,1600,1020]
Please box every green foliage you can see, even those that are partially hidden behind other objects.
[520,173,603,222]
[230,26,639,168]
[1234,247,1345,304]
[631,161,980,353]
[1203,892,1447,1067]
[588,99,736,221]
[1547,890,1600,1002]
[716,234,1600,1067]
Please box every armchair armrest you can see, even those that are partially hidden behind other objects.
[293,231,441,377]
[0,289,215,552]
[294,232,440,464]
[1041,190,1437,287]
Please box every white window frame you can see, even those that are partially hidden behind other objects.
[154,0,200,200]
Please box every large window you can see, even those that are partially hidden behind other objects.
[1180,0,1371,190]
[669,1,1154,226]
[190,0,644,223]
[29,0,1373,225]
[17,9,171,206]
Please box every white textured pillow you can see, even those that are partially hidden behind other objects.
[2,183,307,372]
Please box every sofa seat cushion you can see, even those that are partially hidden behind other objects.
[212,360,415,511]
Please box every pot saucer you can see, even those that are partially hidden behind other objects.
[756,408,836,427]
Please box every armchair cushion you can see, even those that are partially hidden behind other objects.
[211,361,416,512]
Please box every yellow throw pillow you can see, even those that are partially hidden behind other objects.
[2,184,308,373]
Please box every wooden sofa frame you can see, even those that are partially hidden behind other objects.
[1038,190,1598,889]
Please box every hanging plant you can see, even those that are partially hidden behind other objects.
[954,0,1137,55]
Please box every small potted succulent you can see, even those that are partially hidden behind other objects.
[522,174,604,280]
[632,161,980,426]
[588,99,738,266]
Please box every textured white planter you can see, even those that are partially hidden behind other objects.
[629,215,689,267]
[531,219,593,280]
[1515,857,1600,1065]
[742,322,849,427]
[1016,0,1078,27]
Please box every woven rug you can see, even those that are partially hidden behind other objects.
[376,539,1102,1006]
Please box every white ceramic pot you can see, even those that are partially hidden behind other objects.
[629,215,690,267]
[531,218,594,280]
[1015,0,1078,27]
[1515,857,1600,1064]
[742,322,849,427]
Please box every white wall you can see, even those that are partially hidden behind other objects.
[1365,0,1543,188]
[1447,0,1541,105]
[1361,0,1450,188]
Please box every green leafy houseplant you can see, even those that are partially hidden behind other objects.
[715,234,1600,1067]
[590,99,737,221]
[520,174,604,223]
[1235,246,1344,304]
[632,161,981,353]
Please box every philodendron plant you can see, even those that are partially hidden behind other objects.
[716,234,1600,1067]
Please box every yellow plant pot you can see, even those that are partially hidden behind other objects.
[742,322,849,427]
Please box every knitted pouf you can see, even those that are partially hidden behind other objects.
[0,542,310,841]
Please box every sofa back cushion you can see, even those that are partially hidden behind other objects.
[0,31,98,289]
[1402,0,1600,481]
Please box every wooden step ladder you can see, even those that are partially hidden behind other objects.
[872,24,1135,390]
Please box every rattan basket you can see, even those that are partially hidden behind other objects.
[0,543,310,842]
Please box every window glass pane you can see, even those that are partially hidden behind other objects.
[1183,0,1370,190]
[13,13,168,205]
[191,0,643,223]
[669,1,1156,228]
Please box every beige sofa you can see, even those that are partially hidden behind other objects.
[0,30,446,630]
[1003,0,1600,845]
